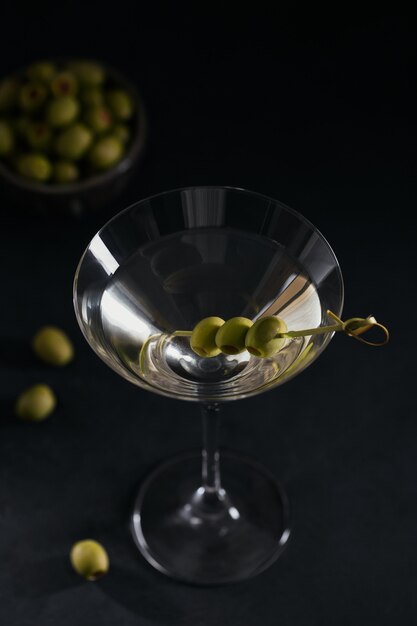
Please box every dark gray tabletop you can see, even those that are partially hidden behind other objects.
[0,6,415,625]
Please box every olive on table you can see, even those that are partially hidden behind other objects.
[15,384,56,421]
[32,326,74,366]
[70,540,109,580]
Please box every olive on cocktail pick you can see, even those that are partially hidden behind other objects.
[190,317,225,357]
[215,317,253,355]
[245,316,288,358]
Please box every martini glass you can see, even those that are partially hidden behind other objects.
[73,186,344,585]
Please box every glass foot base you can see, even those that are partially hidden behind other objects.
[131,451,290,585]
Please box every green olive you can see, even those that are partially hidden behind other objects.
[80,86,104,107]
[18,82,47,112]
[84,105,113,134]
[70,539,109,580]
[15,384,56,421]
[27,61,56,83]
[68,61,105,86]
[113,123,130,144]
[47,96,79,128]
[0,121,14,156]
[245,316,288,358]
[32,326,74,366]
[55,123,92,160]
[190,316,225,357]
[50,71,78,97]
[0,78,19,112]
[25,121,52,150]
[52,161,79,184]
[88,135,124,169]
[215,317,253,355]
[106,89,133,120]
[17,154,52,181]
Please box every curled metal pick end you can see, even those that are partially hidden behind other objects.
[327,311,389,347]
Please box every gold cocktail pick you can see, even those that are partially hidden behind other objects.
[277,310,389,347]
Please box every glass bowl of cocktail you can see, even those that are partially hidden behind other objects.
[73,186,388,585]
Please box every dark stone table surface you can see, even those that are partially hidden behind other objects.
[0,6,415,625]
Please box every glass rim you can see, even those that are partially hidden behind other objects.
[76,185,344,309]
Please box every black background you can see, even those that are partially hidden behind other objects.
[0,5,416,625]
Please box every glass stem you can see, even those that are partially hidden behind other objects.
[201,402,221,494]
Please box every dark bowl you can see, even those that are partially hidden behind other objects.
[0,62,147,215]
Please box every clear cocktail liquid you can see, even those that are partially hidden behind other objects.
[99,228,323,400]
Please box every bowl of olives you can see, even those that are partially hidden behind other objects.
[0,59,147,213]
